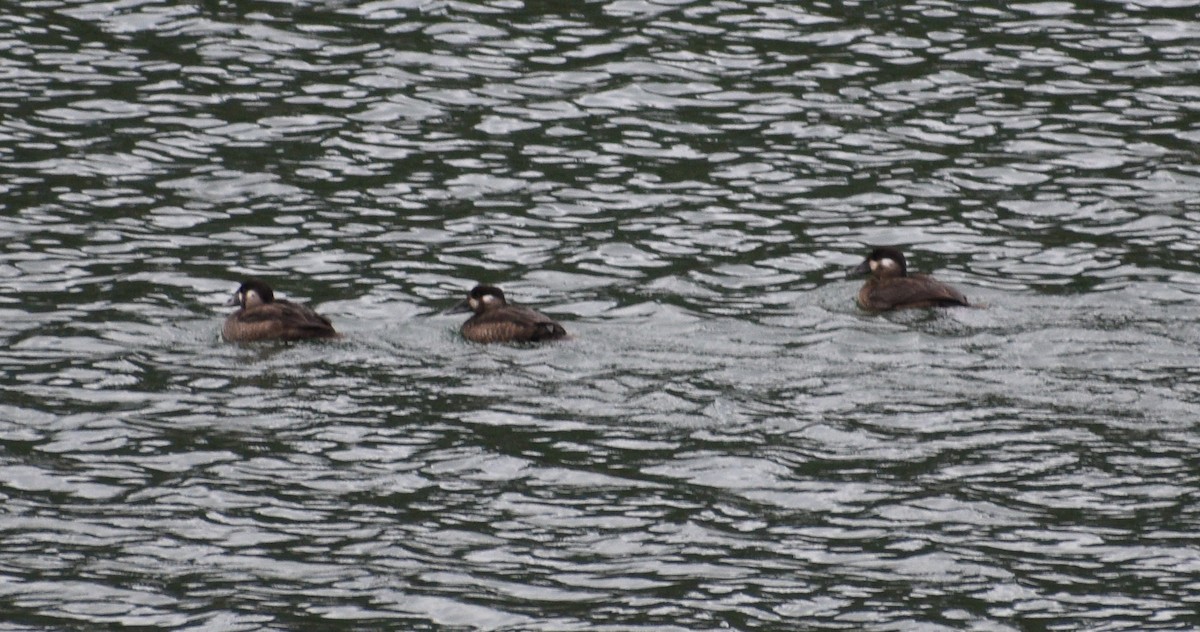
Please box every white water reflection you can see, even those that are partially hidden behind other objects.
[1,1,1198,630]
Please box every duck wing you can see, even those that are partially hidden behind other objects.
[871,275,968,309]
[468,305,567,343]
[235,301,337,340]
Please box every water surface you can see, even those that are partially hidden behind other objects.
[2,1,1199,629]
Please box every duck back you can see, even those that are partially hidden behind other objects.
[462,305,566,344]
[858,274,969,311]
[223,300,338,342]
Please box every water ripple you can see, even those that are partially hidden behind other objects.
[2,0,1199,629]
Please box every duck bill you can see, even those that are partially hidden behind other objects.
[443,298,472,315]
[846,260,871,278]
[225,294,240,307]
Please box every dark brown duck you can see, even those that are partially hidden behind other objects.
[222,278,339,342]
[446,285,567,344]
[848,247,969,311]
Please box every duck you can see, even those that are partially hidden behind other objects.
[848,247,969,311]
[222,278,339,342]
[445,284,567,344]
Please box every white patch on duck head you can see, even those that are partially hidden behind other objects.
[243,288,265,307]
[481,293,499,305]
[876,257,900,273]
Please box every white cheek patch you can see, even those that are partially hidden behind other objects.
[878,258,899,271]
[242,289,270,308]
[481,294,498,305]
[468,297,479,310]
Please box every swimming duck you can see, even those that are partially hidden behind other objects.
[848,247,969,311]
[445,285,567,344]
[222,278,339,342]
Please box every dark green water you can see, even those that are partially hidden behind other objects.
[2,1,1199,629]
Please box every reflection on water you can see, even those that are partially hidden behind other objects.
[2,0,1198,629]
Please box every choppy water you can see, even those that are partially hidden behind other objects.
[2,1,1199,629]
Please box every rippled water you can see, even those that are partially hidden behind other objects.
[3,1,1199,629]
